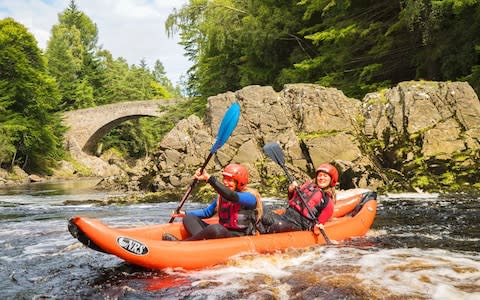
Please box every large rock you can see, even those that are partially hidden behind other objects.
[132,84,381,194]
[361,81,480,191]
[110,81,480,195]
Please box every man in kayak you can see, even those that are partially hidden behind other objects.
[162,163,262,241]
[262,163,338,233]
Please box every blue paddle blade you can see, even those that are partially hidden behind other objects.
[210,102,241,153]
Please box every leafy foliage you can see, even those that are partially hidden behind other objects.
[166,0,306,96]
[0,18,66,173]
[45,0,98,110]
[95,54,173,104]
[167,0,480,98]
[94,53,180,159]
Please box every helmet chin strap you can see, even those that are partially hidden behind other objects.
[232,179,239,191]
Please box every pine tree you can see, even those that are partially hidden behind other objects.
[46,0,99,110]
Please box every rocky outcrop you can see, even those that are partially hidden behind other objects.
[361,81,480,191]
[103,81,480,196]
[0,166,30,187]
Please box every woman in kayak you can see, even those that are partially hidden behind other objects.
[263,163,338,233]
[162,163,262,241]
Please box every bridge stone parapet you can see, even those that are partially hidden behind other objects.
[63,99,177,155]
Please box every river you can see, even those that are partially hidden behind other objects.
[0,179,479,299]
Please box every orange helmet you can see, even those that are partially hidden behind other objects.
[316,163,339,187]
[222,163,249,191]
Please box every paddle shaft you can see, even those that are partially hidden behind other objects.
[168,152,213,223]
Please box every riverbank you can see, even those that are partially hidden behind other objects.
[0,166,54,187]
[0,168,194,206]
[0,150,126,189]
[0,164,88,187]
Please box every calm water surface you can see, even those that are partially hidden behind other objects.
[0,180,479,299]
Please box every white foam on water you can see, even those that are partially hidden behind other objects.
[399,231,480,243]
[163,252,301,299]
[0,228,32,237]
[385,192,440,199]
[10,233,72,259]
[365,228,388,237]
[191,252,297,280]
[160,246,480,299]
[62,204,96,209]
[0,218,73,261]
[432,283,480,300]
[357,248,480,298]
[23,238,60,256]
[337,188,371,200]
[163,247,353,299]
[388,232,446,240]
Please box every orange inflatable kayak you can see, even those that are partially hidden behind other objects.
[68,189,377,270]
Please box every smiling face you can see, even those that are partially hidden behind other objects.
[223,176,237,191]
[316,172,332,189]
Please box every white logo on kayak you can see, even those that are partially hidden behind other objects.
[117,237,148,255]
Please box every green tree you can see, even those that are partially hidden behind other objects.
[167,0,480,98]
[96,52,174,104]
[166,0,245,96]
[153,59,181,96]
[403,0,480,94]
[95,51,130,104]
[284,0,404,97]
[283,0,480,97]
[166,0,309,97]
[46,0,100,109]
[153,60,168,84]
[0,18,65,172]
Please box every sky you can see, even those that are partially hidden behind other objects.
[0,0,191,85]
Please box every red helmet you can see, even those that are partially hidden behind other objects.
[316,163,339,187]
[222,164,249,191]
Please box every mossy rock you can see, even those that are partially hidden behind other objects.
[191,185,217,204]
[136,191,183,203]
[101,190,184,205]
[258,175,289,198]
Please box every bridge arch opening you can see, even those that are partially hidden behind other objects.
[82,115,158,154]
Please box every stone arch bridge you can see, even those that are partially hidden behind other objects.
[63,99,178,154]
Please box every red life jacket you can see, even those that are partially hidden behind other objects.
[217,196,256,232]
[288,182,329,224]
